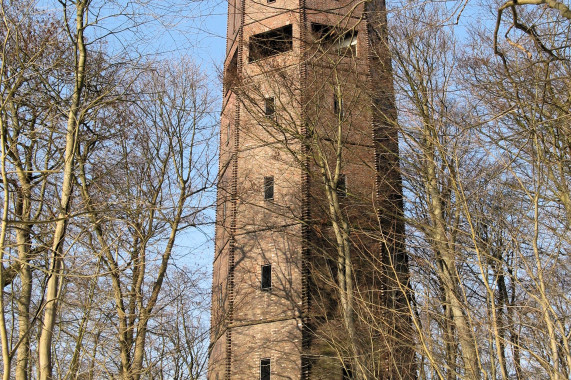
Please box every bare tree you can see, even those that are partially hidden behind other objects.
[388,1,571,379]
[0,2,73,378]
[463,2,571,378]
[1,1,216,379]
[76,58,215,379]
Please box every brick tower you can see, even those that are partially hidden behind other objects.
[209,0,414,378]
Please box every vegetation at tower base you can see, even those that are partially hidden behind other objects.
[213,0,571,379]
[0,1,214,379]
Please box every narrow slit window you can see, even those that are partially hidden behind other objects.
[261,264,272,290]
[334,93,344,119]
[264,176,274,200]
[260,358,271,380]
[342,362,353,380]
[336,174,347,198]
[224,51,238,94]
[226,123,231,145]
[265,97,275,118]
[326,258,338,283]
[267,0,276,3]
[249,25,293,62]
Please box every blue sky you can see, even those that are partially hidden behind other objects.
[35,0,229,277]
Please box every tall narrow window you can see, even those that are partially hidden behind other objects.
[342,362,353,380]
[264,176,274,200]
[226,123,231,145]
[261,264,272,290]
[265,97,275,118]
[334,93,344,119]
[326,258,338,283]
[224,51,238,94]
[218,284,224,306]
[260,358,271,380]
[336,174,347,198]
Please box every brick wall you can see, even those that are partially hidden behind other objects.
[208,0,413,378]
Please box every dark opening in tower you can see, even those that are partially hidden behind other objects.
[249,25,293,62]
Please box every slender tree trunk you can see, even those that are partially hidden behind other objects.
[0,10,14,378]
[67,262,99,380]
[15,227,32,380]
[38,2,87,379]
[314,124,370,378]
[507,270,523,380]
[13,161,33,380]
[531,189,561,380]
[442,299,456,380]
[0,111,13,380]
[88,220,132,378]
[131,194,185,380]
[423,133,481,379]
[494,267,509,380]
[131,314,150,380]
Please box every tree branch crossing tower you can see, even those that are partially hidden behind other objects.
[209,0,413,377]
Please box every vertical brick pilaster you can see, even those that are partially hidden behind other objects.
[298,3,311,380]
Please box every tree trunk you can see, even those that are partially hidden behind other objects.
[38,2,87,379]
[15,228,32,380]
[0,110,13,380]
[423,134,481,379]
